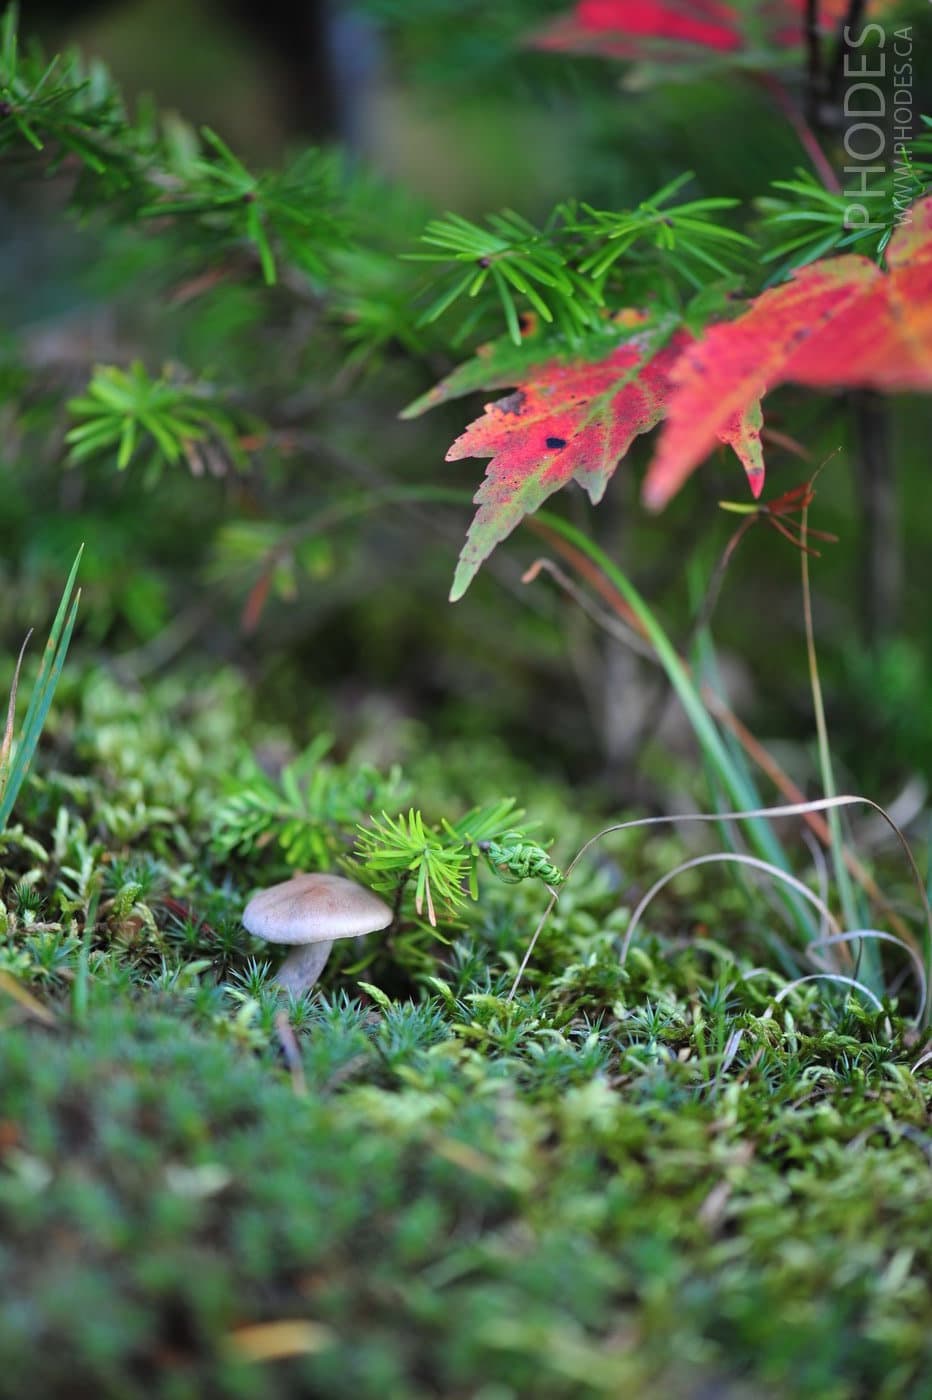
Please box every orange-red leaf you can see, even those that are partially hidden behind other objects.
[535,0,864,62]
[444,328,763,599]
[644,197,932,510]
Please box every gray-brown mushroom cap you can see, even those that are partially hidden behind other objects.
[243,872,393,946]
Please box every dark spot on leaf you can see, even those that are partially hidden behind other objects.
[546,436,567,450]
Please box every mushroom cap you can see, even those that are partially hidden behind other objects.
[242,872,393,945]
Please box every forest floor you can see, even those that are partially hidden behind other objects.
[0,665,929,1399]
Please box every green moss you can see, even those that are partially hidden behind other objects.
[1,985,930,1399]
[0,672,929,1398]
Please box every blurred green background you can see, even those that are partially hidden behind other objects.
[5,0,932,804]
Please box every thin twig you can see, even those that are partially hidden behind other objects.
[758,73,841,193]
[521,558,654,661]
[688,515,758,646]
[804,0,823,127]
[800,473,860,935]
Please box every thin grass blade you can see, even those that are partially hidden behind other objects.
[0,549,82,830]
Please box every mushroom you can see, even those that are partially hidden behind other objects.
[242,872,393,998]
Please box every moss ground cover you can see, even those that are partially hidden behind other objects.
[0,669,929,1399]
[3,8,932,1396]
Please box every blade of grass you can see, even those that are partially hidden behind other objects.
[5,546,82,760]
[800,490,862,935]
[0,629,32,793]
[0,548,82,830]
[0,590,80,821]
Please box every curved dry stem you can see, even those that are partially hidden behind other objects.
[506,890,560,1002]
[619,852,842,970]
[772,972,883,1013]
[274,940,333,998]
[741,967,793,990]
[806,929,927,1026]
[507,795,931,1009]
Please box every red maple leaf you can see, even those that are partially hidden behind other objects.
[535,0,860,62]
[426,326,763,600]
[644,195,932,510]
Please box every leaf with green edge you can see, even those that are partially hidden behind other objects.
[401,315,655,419]
[435,326,763,600]
[644,195,932,510]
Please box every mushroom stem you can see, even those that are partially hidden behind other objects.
[273,940,333,998]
